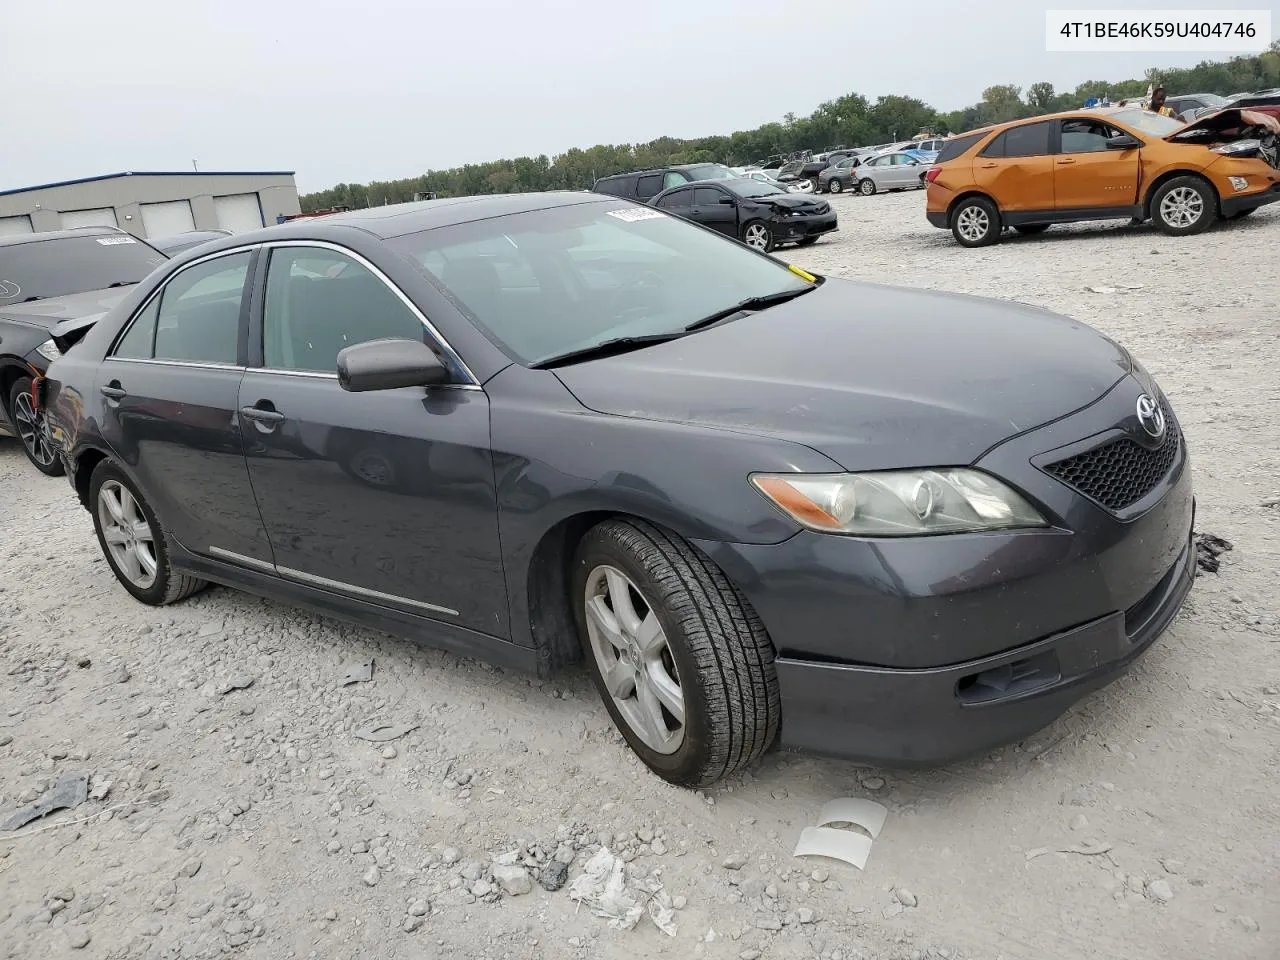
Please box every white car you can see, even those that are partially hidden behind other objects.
[854,151,931,196]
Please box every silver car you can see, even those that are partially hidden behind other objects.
[854,151,930,196]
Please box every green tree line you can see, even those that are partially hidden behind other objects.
[301,45,1280,211]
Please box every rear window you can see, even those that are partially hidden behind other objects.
[980,120,1052,159]
[593,177,631,198]
[935,132,987,163]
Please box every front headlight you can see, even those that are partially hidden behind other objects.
[34,339,61,362]
[751,469,1046,536]
[1211,138,1261,156]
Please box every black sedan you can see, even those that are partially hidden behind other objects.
[0,227,167,474]
[42,194,1193,786]
[650,177,836,252]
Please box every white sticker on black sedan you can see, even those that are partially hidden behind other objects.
[606,208,665,222]
[95,236,137,245]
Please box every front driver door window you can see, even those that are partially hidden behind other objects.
[239,244,506,636]
[99,250,271,567]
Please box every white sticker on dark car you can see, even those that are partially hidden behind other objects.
[95,237,137,245]
[606,208,665,222]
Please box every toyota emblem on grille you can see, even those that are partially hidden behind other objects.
[1135,394,1166,440]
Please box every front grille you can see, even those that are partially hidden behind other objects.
[1044,402,1180,512]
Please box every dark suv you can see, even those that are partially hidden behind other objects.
[0,227,167,475]
[592,163,738,202]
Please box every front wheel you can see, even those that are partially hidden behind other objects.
[1150,176,1218,236]
[572,519,780,787]
[8,377,64,476]
[89,459,207,606]
[951,196,1001,247]
[828,178,844,194]
[858,178,876,196]
[741,220,775,252]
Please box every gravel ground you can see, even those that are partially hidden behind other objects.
[2,192,1278,960]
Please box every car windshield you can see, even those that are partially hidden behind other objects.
[388,200,810,366]
[1199,93,1229,107]
[726,179,788,198]
[682,164,737,181]
[0,234,167,303]
[1111,109,1186,135]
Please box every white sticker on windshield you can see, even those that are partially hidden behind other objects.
[95,236,137,245]
[606,207,665,222]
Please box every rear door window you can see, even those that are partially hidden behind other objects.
[995,121,1052,158]
[635,174,662,200]
[129,252,250,365]
[655,188,693,210]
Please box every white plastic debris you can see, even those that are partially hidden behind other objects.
[567,846,676,936]
[792,796,889,870]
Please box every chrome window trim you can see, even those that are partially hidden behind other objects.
[104,357,244,372]
[259,239,480,387]
[276,564,459,617]
[240,366,482,391]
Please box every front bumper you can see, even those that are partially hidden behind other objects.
[774,523,1193,765]
[1220,181,1280,217]
[773,212,837,243]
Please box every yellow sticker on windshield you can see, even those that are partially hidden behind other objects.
[788,264,817,283]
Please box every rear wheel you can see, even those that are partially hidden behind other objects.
[741,220,775,252]
[89,459,207,606]
[1150,176,1218,236]
[951,196,1001,247]
[1013,224,1050,236]
[8,377,63,476]
[572,518,780,787]
[858,178,876,196]
[828,178,844,194]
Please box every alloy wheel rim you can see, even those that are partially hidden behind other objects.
[1160,187,1203,228]
[829,179,842,193]
[583,565,685,755]
[860,180,874,195]
[957,206,989,241]
[98,480,159,589]
[744,224,769,250]
[13,391,55,467]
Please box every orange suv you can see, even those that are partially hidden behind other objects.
[925,106,1280,246]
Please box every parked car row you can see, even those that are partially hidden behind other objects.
[28,191,1195,789]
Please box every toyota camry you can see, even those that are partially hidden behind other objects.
[40,193,1194,786]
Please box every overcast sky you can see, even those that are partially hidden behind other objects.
[3,0,1267,192]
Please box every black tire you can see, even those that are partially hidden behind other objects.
[740,220,775,253]
[950,196,1001,248]
[805,177,819,192]
[89,459,207,606]
[1225,207,1255,221]
[1013,224,1050,236]
[8,377,64,477]
[858,178,876,196]
[1149,175,1218,236]
[572,518,780,787]
[828,178,844,194]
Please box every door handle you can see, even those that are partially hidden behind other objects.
[240,405,285,424]
[979,162,997,169]
[1057,158,1076,165]
[100,383,126,402]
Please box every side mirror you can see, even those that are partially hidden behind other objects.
[337,338,451,393]
[719,196,736,205]
[1106,134,1142,150]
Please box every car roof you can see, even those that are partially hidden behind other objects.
[0,225,128,249]
[166,192,621,251]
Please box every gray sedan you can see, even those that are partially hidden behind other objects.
[855,151,931,195]
[42,192,1194,786]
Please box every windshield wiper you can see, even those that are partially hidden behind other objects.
[531,333,686,369]
[684,286,816,332]
[107,281,139,288]
[21,295,45,303]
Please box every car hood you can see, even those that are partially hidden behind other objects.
[758,194,825,210]
[1166,106,1280,139]
[553,279,1130,470]
[0,287,131,329]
